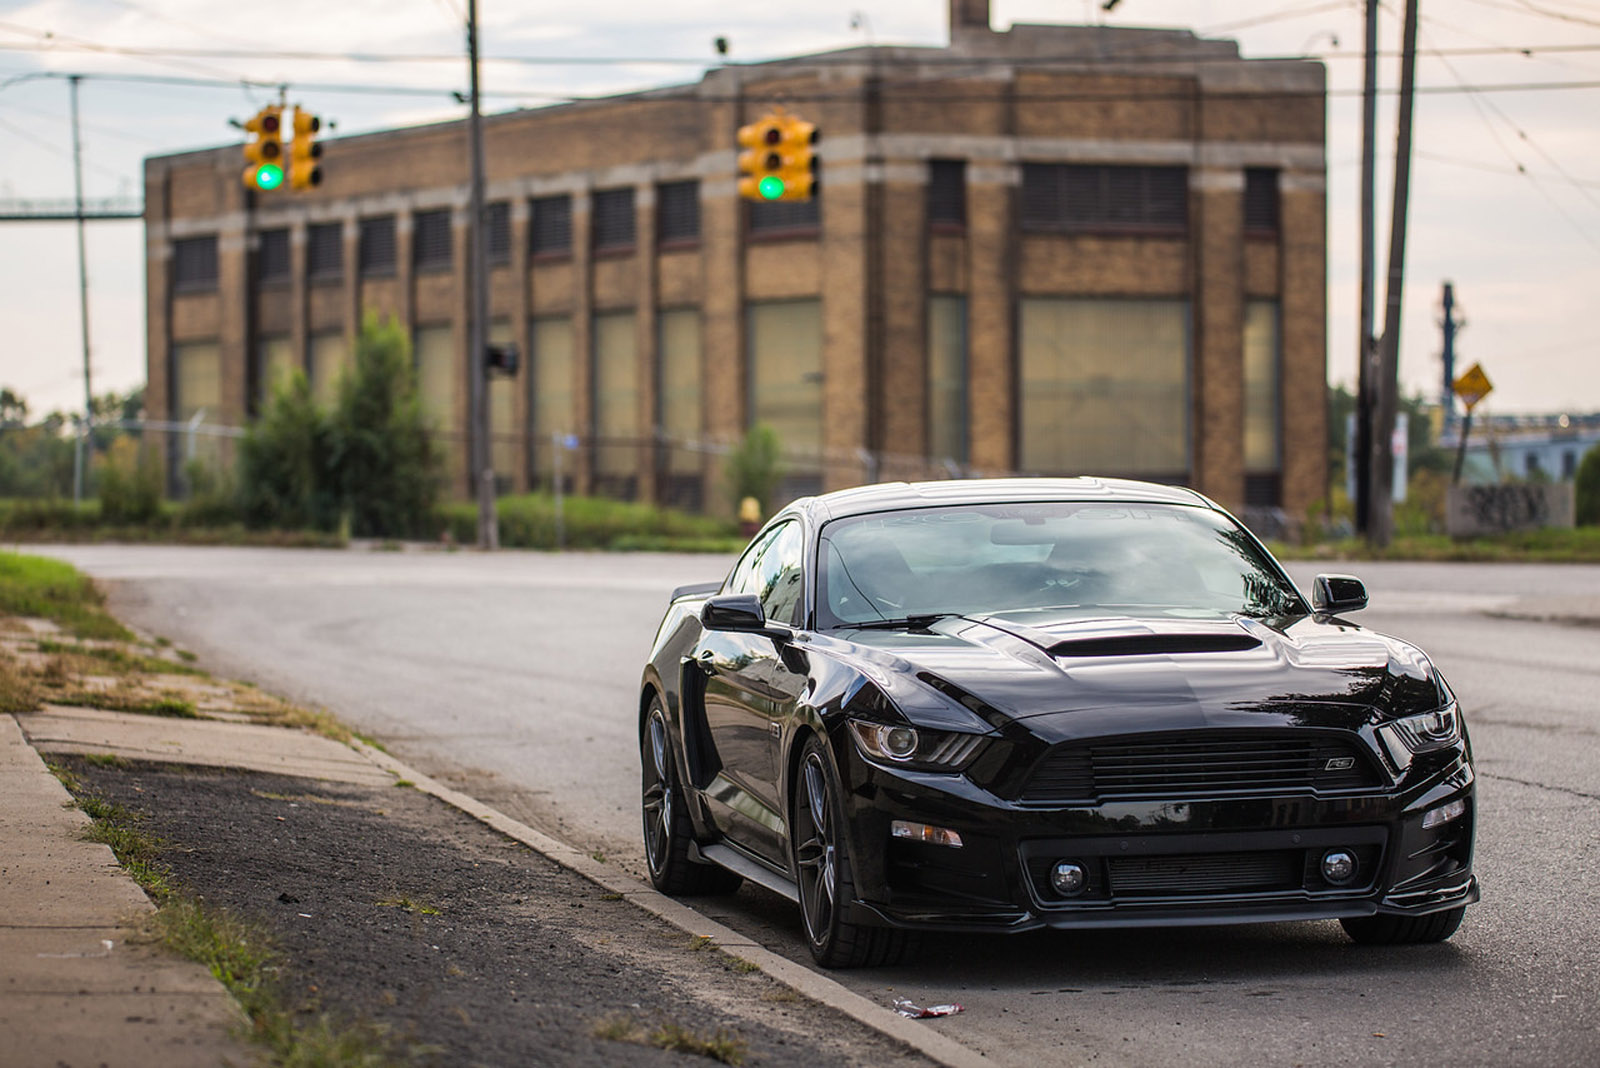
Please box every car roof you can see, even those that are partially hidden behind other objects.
[791,477,1216,524]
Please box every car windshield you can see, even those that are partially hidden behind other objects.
[817,501,1306,628]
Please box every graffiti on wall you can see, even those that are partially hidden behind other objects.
[1446,483,1576,537]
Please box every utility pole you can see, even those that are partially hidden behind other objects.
[1440,281,1460,424]
[69,75,93,507]
[1369,0,1421,549]
[466,0,498,549]
[1354,0,1379,535]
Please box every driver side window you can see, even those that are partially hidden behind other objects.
[724,521,806,627]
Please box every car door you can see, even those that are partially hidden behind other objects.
[698,520,808,863]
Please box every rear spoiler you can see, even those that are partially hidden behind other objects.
[670,581,722,603]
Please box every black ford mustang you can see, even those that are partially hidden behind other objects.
[637,479,1477,967]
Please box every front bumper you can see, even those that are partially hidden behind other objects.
[838,743,1478,934]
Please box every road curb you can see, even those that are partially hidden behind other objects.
[350,740,991,1068]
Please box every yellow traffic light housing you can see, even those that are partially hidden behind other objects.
[738,110,818,202]
[289,107,322,191]
[242,106,284,192]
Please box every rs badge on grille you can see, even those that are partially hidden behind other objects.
[1324,756,1356,771]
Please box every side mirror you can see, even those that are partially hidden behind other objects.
[701,594,767,632]
[1312,574,1368,615]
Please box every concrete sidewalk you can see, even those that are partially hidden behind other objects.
[0,713,253,1068]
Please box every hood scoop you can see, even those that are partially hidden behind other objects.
[1049,633,1262,658]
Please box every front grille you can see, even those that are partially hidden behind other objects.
[1020,731,1382,803]
[1107,851,1301,896]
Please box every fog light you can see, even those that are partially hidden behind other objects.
[890,820,963,848]
[1050,860,1087,896]
[1422,798,1467,829]
[1321,849,1357,885]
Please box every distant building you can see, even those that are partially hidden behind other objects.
[1442,413,1600,483]
[143,0,1327,514]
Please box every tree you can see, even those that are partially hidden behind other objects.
[237,371,335,530]
[724,423,786,516]
[1577,442,1600,527]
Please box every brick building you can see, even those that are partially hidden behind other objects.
[144,0,1327,515]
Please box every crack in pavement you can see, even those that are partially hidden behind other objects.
[1480,771,1600,803]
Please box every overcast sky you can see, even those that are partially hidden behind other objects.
[2,0,1598,424]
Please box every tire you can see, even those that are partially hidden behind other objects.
[641,698,742,896]
[1341,906,1465,946]
[791,735,918,969]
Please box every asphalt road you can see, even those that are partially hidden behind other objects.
[33,545,1600,1067]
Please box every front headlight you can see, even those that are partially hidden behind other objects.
[1390,702,1461,753]
[848,718,988,772]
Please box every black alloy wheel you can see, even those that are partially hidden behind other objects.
[791,735,916,968]
[641,698,741,896]
[1341,905,1465,945]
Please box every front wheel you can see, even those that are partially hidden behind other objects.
[1341,906,1465,945]
[791,736,917,968]
[641,698,741,896]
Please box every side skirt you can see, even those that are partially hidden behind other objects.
[693,841,800,904]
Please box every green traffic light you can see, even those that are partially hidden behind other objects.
[254,163,285,191]
[758,175,785,200]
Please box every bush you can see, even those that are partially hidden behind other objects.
[436,493,740,551]
[1577,443,1600,526]
[96,437,163,524]
[723,423,784,516]
[237,371,337,531]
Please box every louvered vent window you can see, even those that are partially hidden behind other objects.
[928,159,966,228]
[1244,169,1280,235]
[257,229,290,283]
[749,197,820,236]
[413,210,453,272]
[657,181,700,245]
[172,235,218,292]
[486,201,511,265]
[530,194,572,256]
[359,215,397,276]
[592,188,636,252]
[1021,164,1188,233]
[307,223,343,281]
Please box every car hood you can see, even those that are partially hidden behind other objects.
[818,610,1447,742]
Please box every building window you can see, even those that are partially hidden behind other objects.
[1018,298,1189,476]
[530,316,575,483]
[749,197,820,237]
[1020,164,1188,234]
[1564,450,1578,479]
[307,223,343,282]
[592,188,636,253]
[1526,453,1543,478]
[486,201,511,266]
[658,308,702,477]
[530,195,572,257]
[359,215,397,276]
[256,335,296,408]
[257,229,290,284]
[1244,300,1281,474]
[413,210,453,272]
[172,236,218,292]
[172,340,223,472]
[747,300,823,477]
[488,319,518,487]
[657,181,700,246]
[927,295,968,464]
[592,310,639,496]
[928,160,966,229]
[309,332,349,407]
[1244,168,1280,236]
[414,324,458,475]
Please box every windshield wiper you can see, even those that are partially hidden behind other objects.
[844,613,957,631]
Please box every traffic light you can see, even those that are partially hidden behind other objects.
[242,106,284,192]
[289,107,323,191]
[737,111,819,202]
[486,343,520,376]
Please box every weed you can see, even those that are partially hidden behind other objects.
[591,850,607,863]
[44,759,81,793]
[176,649,198,663]
[83,752,130,769]
[376,896,442,916]
[759,988,800,1004]
[0,656,40,713]
[650,1021,747,1065]
[351,731,386,753]
[154,636,171,647]
[599,893,623,902]
[592,1013,644,1043]
[49,689,203,719]
[393,779,415,789]
[730,957,761,974]
[691,935,715,951]
[34,639,205,677]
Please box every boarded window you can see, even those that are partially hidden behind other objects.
[172,236,218,292]
[486,201,511,265]
[592,188,636,253]
[927,160,966,228]
[530,316,575,482]
[658,308,701,474]
[1244,169,1280,235]
[257,229,290,283]
[359,216,397,276]
[173,340,223,469]
[747,300,822,463]
[307,223,343,281]
[1244,300,1281,473]
[927,296,967,463]
[1018,298,1189,476]
[414,324,458,477]
[657,181,700,245]
[309,332,349,407]
[749,197,819,236]
[413,210,453,272]
[1021,164,1188,233]
[592,311,639,485]
[530,195,572,256]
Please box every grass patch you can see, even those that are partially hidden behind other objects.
[49,689,202,718]
[35,639,207,677]
[0,657,41,713]
[1273,525,1600,564]
[83,752,130,769]
[728,956,761,974]
[392,779,415,789]
[176,649,198,663]
[0,551,131,640]
[591,1015,746,1066]
[436,493,741,553]
[375,896,442,916]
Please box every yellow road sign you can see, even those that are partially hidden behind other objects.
[1453,362,1493,410]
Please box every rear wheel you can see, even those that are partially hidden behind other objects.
[1341,906,1465,945]
[792,736,917,968]
[641,698,741,896]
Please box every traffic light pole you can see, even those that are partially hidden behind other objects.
[466,0,498,549]
[69,75,93,507]
[1354,0,1378,536]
